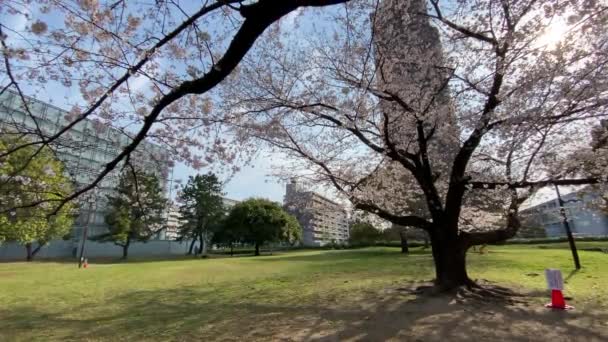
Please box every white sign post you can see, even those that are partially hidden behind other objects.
[544,268,572,310]
[545,269,564,290]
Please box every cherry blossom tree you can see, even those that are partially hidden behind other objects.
[221,0,608,290]
[0,0,356,214]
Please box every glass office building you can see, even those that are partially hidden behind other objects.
[0,90,171,242]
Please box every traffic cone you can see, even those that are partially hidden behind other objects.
[83,258,88,268]
[545,289,573,310]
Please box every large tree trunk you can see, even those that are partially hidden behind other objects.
[429,230,471,290]
[399,230,409,254]
[254,243,260,256]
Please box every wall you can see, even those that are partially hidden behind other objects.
[0,241,74,260]
[79,240,192,258]
[0,239,195,261]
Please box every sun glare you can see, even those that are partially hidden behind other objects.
[538,22,569,49]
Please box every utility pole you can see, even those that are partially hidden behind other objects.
[554,184,581,270]
[78,193,96,268]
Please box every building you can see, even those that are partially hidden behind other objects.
[520,189,608,237]
[0,90,172,244]
[284,180,350,246]
[159,203,183,240]
[158,197,239,241]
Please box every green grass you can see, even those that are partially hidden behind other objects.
[1,244,607,341]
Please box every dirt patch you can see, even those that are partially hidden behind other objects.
[203,283,608,342]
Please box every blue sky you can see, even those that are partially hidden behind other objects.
[172,155,287,202]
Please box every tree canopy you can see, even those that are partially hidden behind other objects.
[0,135,75,260]
[0,0,357,213]
[349,221,381,246]
[93,169,167,259]
[222,198,301,256]
[218,0,608,289]
[177,173,226,256]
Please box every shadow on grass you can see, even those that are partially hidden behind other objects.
[254,248,431,264]
[9,252,282,265]
[565,269,580,282]
[1,284,607,341]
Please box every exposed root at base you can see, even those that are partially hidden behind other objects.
[398,279,526,305]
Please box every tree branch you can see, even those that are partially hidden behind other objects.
[468,177,600,190]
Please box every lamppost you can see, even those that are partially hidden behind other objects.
[554,184,581,270]
[78,191,97,268]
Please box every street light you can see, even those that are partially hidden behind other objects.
[78,190,97,268]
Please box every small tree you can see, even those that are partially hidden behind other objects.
[94,169,166,259]
[349,221,381,246]
[224,198,301,256]
[0,135,75,261]
[382,224,411,254]
[177,173,226,257]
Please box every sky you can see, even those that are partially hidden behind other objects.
[171,154,287,202]
[0,3,297,204]
[1,1,583,209]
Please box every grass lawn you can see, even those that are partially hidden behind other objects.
[1,244,607,341]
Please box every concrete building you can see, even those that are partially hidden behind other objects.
[222,197,240,209]
[0,90,172,245]
[159,203,183,240]
[284,180,350,246]
[520,189,608,237]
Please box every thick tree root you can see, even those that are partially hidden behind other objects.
[400,279,525,305]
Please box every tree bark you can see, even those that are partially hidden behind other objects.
[429,229,472,290]
[198,232,205,256]
[201,231,208,256]
[187,238,196,255]
[25,243,33,261]
[122,239,130,260]
[254,243,260,256]
[399,230,409,254]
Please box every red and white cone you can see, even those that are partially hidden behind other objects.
[545,289,573,310]
[83,258,88,268]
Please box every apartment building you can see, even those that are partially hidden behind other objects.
[284,180,350,246]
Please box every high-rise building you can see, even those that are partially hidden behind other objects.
[284,179,350,246]
[0,90,171,242]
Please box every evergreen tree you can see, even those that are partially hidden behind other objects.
[349,221,381,246]
[177,173,225,256]
[94,169,167,259]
